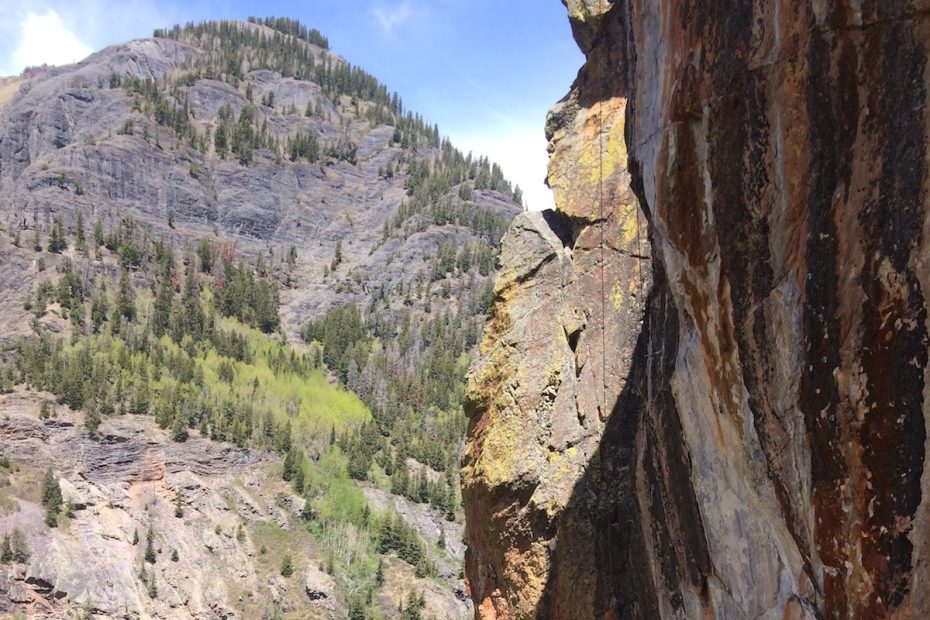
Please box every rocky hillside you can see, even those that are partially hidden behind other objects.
[0,389,466,619]
[0,16,521,620]
[0,17,520,343]
[464,1,930,618]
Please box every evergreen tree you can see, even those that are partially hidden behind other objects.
[84,403,101,435]
[293,465,305,493]
[92,219,104,248]
[0,535,12,564]
[171,411,189,443]
[75,212,86,253]
[282,445,300,481]
[9,530,27,563]
[90,281,109,333]
[179,269,204,339]
[47,218,66,253]
[347,597,366,620]
[280,554,294,577]
[301,498,315,522]
[115,270,135,321]
[41,468,62,528]
[152,277,174,338]
[196,238,214,273]
[330,240,343,271]
[144,526,157,563]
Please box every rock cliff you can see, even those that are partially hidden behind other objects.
[0,21,520,343]
[463,1,930,618]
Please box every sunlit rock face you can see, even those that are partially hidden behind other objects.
[462,1,930,618]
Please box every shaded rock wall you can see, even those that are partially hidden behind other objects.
[463,1,930,617]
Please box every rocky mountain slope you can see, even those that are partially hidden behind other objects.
[0,18,520,343]
[464,1,930,618]
[0,388,466,619]
[0,16,521,620]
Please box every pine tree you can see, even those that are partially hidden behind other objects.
[282,445,300,481]
[180,269,204,339]
[301,498,315,522]
[91,281,109,333]
[8,530,28,564]
[47,218,66,253]
[375,559,384,587]
[280,554,294,577]
[330,240,343,271]
[92,219,104,248]
[293,465,305,493]
[152,277,173,338]
[84,403,101,435]
[171,549,179,562]
[144,526,156,563]
[147,573,157,599]
[132,529,139,545]
[42,468,62,527]
[75,212,86,253]
[171,411,189,443]
[347,597,366,620]
[0,535,12,564]
[174,494,184,518]
[115,270,135,321]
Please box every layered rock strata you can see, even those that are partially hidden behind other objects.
[463,1,930,618]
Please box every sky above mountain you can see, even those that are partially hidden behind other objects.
[0,1,583,211]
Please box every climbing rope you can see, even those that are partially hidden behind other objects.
[598,100,608,425]
[596,93,617,585]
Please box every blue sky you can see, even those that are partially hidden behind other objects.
[0,1,583,210]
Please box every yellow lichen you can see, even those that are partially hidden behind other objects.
[582,98,628,185]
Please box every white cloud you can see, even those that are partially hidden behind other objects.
[373,1,418,37]
[3,9,92,75]
[451,129,555,212]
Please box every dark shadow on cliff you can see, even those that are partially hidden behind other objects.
[533,258,712,619]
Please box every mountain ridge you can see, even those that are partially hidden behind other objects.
[0,16,520,619]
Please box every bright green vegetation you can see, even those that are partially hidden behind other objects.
[4,216,450,616]
[12,219,368,447]
[289,444,442,610]
[0,16,523,615]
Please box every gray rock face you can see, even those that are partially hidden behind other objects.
[465,1,930,619]
[0,26,520,343]
[0,391,272,619]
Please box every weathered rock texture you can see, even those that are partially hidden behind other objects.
[463,1,930,618]
[0,26,519,343]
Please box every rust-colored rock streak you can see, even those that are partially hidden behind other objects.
[462,1,930,618]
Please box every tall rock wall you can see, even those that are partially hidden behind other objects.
[462,1,930,618]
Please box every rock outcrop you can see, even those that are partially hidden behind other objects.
[0,23,520,343]
[463,1,930,618]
